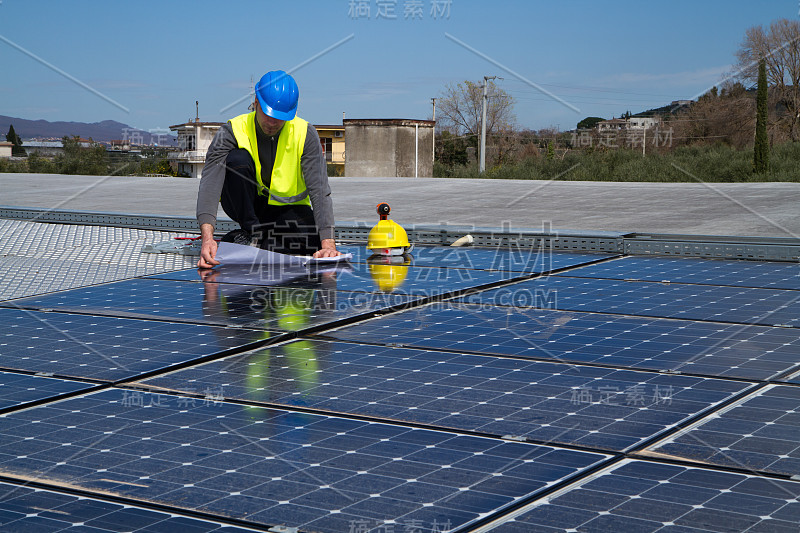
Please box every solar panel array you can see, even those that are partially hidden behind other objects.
[1,233,799,532]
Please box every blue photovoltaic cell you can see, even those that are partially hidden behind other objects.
[487,459,800,532]
[2,278,418,330]
[0,482,262,532]
[0,389,609,533]
[457,276,800,327]
[780,368,800,384]
[0,308,259,381]
[146,260,527,295]
[556,255,800,290]
[0,371,94,411]
[642,385,800,477]
[324,303,800,380]
[138,339,750,452]
[335,244,618,273]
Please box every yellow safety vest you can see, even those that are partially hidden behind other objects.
[228,112,311,206]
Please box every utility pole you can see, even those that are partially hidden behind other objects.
[480,76,496,174]
[431,98,436,166]
[642,126,646,157]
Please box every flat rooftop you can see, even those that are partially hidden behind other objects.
[1,173,799,237]
[0,175,798,532]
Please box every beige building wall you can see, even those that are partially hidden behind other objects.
[344,119,434,177]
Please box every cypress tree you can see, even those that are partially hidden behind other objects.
[5,124,26,156]
[753,59,769,174]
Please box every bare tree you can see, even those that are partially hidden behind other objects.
[437,80,515,136]
[736,18,800,140]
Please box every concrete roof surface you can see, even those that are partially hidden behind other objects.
[1,173,798,238]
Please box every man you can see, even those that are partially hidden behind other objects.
[196,70,341,268]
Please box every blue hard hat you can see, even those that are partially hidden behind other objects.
[255,70,299,121]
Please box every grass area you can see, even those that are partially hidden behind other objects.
[434,143,800,182]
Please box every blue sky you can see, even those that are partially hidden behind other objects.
[0,0,796,134]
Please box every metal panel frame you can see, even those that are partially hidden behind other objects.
[624,233,800,261]
[2,206,798,261]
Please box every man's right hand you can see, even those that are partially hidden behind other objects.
[197,223,220,268]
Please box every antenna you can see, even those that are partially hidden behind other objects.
[195,101,199,122]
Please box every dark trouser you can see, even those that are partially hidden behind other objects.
[220,149,321,255]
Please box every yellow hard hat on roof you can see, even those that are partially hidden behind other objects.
[367,203,412,256]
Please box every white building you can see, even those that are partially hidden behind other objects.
[21,140,63,157]
[596,118,627,132]
[626,116,661,130]
[0,141,12,158]
[168,120,223,179]
[597,116,661,131]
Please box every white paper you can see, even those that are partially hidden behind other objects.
[304,253,354,266]
[215,242,352,267]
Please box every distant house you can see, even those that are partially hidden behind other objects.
[597,116,661,132]
[168,120,223,179]
[108,139,131,152]
[627,116,661,130]
[0,141,12,159]
[314,124,345,172]
[21,140,63,157]
[596,118,628,132]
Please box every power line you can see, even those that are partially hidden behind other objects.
[502,78,690,98]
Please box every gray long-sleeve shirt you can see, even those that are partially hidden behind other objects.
[196,118,335,241]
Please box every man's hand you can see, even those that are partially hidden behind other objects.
[313,238,341,258]
[197,223,221,268]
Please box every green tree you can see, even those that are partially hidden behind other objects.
[737,19,800,140]
[5,124,26,156]
[26,152,55,173]
[435,130,471,167]
[57,136,108,175]
[754,59,770,173]
[576,117,605,130]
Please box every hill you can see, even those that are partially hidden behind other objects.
[0,115,177,145]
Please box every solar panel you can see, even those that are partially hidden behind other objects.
[0,308,260,381]
[146,260,529,295]
[457,277,800,327]
[3,216,799,531]
[0,256,151,301]
[781,368,800,384]
[0,481,262,532]
[335,244,618,273]
[556,255,800,290]
[137,339,751,452]
[484,459,800,532]
[0,389,609,532]
[640,385,800,477]
[2,278,420,330]
[324,303,800,380]
[0,371,94,411]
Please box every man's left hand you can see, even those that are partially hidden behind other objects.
[313,238,341,258]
